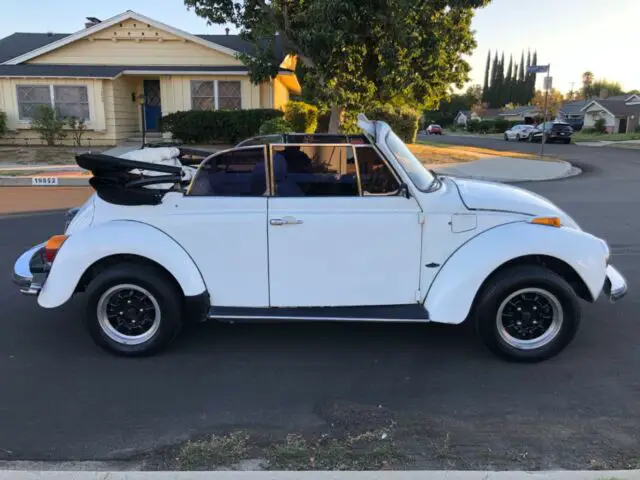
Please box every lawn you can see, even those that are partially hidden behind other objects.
[408,141,538,165]
[573,132,640,142]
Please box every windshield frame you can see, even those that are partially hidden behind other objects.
[384,129,435,192]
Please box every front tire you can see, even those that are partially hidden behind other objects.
[85,264,183,356]
[475,265,580,362]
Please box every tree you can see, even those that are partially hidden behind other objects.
[422,85,482,126]
[532,88,564,119]
[185,0,491,132]
[488,51,499,107]
[627,89,640,95]
[516,51,525,104]
[481,50,491,103]
[581,71,594,98]
[505,54,513,106]
[592,79,623,97]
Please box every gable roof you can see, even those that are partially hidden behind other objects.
[559,100,589,116]
[0,33,69,63]
[498,105,541,116]
[581,99,640,117]
[1,10,245,65]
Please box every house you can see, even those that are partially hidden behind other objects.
[558,100,589,130]
[497,106,542,124]
[581,96,640,134]
[454,108,501,126]
[0,11,302,146]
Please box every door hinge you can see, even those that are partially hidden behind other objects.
[415,290,422,302]
[418,213,425,225]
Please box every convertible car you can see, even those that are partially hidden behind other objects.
[13,114,626,362]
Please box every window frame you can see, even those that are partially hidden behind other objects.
[268,142,403,198]
[16,84,91,123]
[190,80,242,111]
[186,144,269,197]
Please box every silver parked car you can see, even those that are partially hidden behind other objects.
[504,124,535,141]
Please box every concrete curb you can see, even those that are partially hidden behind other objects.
[1,471,640,479]
[430,158,578,183]
[0,176,90,187]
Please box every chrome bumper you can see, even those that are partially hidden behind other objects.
[604,265,627,302]
[12,243,46,296]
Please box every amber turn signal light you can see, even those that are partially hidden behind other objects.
[531,217,561,228]
[44,235,69,263]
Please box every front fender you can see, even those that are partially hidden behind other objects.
[424,222,608,324]
[38,220,207,308]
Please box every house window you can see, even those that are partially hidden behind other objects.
[191,80,242,111]
[17,85,90,121]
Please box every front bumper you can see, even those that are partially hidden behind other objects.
[12,243,47,296]
[604,265,627,302]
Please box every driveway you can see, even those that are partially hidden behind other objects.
[0,141,639,469]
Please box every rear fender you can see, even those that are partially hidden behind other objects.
[424,222,608,324]
[38,220,206,308]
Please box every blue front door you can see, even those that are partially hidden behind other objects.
[143,80,162,131]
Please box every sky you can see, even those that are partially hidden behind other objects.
[0,0,638,94]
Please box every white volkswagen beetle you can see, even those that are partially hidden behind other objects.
[13,114,626,362]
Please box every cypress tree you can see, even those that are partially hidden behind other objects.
[505,55,513,105]
[529,50,538,103]
[481,50,491,103]
[489,51,499,107]
[517,51,525,104]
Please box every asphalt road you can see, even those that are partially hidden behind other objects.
[1,139,639,468]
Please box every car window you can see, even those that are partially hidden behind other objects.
[355,146,401,195]
[187,146,268,197]
[271,144,359,197]
[385,130,434,191]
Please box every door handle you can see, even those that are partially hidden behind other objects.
[270,216,303,226]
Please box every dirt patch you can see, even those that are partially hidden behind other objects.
[0,146,105,165]
[0,186,93,214]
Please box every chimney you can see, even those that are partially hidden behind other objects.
[600,88,609,100]
[225,28,230,36]
[85,17,102,29]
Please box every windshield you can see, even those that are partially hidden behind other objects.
[385,130,435,191]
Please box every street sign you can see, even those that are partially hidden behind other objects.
[543,76,553,90]
[527,65,550,74]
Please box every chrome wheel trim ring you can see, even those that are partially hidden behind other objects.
[97,284,161,346]
[496,287,563,350]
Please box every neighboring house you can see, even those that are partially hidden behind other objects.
[0,10,301,145]
[558,100,589,130]
[497,106,542,123]
[454,108,501,126]
[581,98,640,134]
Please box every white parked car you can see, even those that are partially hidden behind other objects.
[504,124,535,141]
[13,114,626,362]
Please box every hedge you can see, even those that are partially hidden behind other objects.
[466,119,522,134]
[161,109,283,144]
[317,104,420,143]
[284,101,318,133]
[259,117,292,135]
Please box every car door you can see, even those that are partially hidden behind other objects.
[151,146,270,307]
[267,143,423,308]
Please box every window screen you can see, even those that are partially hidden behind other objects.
[54,86,89,120]
[188,146,268,197]
[191,81,214,110]
[17,86,51,120]
[271,144,358,197]
[218,81,241,110]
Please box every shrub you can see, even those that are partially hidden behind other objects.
[493,118,509,133]
[594,118,607,134]
[364,104,420,143]
[67,117,87,147]
[259,118,292,135]
[161,109,283,144]
[635,124,640,133]
[284,101,318,133]
[580,127,597,134]
[32,105,67,146]
[0,111,7,138]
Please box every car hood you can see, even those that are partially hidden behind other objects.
[452,177,579,228]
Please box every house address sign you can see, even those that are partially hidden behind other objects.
[31,177,59,186]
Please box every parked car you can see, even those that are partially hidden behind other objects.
[426,124,443,135]
[530,121,573,144]
[13,114,626,362]
[504,124,535,141]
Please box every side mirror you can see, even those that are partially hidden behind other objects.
[399,183,411,199]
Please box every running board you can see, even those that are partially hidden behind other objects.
[207,305,430,322]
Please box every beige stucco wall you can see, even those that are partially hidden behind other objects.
[159,75,260,114]
[28,19,243,66]
[0,77,123,146]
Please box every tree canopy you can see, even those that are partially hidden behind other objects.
[532,88,564,118]
[580,72,625,99]
[184,0,491,130]
[481,49,537,108]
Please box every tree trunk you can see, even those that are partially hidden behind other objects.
[328,105,344,134]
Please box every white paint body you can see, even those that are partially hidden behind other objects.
[45,118,615,325]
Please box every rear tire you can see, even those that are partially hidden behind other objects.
[475,265,581,363]
[84,264,183,357]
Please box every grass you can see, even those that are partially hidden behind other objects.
[573,132,640,142]
[176,431,252,470]
[408,142,538,165]
[0,170,46,176]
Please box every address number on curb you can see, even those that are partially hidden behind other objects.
[32,177,59,186]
